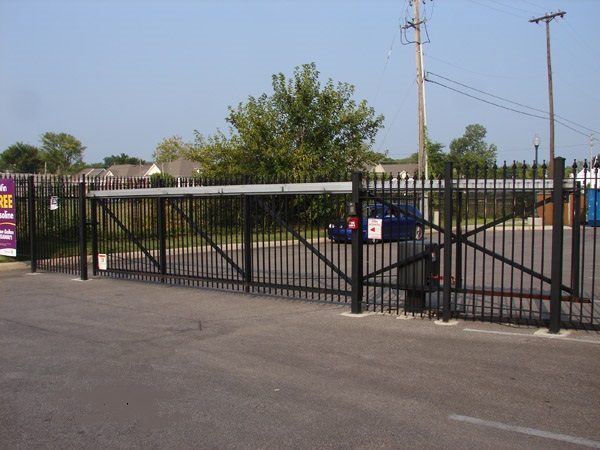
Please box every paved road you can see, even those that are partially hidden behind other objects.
[1,266,599,449]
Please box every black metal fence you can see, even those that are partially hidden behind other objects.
[2,158,599,331]
[6,175,85,275]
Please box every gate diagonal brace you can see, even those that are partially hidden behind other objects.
[166,198,245,277]
[364,185,577,299]
[365,246,439,280]
[98,200,160,270]
[256,198,352,285]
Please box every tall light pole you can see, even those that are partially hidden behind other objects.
[533,134,541,218]
[533,134,540,169]
[529,10,566,177]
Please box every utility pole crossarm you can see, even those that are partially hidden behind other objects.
[529,10,566,24]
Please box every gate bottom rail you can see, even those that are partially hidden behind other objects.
[456,287,591,304]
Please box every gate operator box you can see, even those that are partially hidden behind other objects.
[396,241,440,292]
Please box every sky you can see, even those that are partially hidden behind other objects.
[1,0,599,168]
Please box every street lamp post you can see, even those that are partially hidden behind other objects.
[533,134,541,218]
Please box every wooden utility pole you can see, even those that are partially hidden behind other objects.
[402,1,430,179]
[414,0,426,179]
[530,10,566,176]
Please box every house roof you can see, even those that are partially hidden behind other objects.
[107,163,159,178]
[370,163,419,177]
[157,158,202,178]
[573,167,600,188]
[381,163,419,176]
[75,168,110,178]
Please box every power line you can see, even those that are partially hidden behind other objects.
[424,76,547,119]
[425,72,600,140]
[427,76,596,139]
[427,72,547,115]
[428,72,600,135]
[485,0,534,15]
[466,0,528,19]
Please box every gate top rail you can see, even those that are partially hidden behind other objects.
[452,179,556,190]
[366,179,557,190]
[87,181,354,198]
[87,178,571,199]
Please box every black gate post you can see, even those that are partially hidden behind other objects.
[78,180,88,280]
[549,157,565,333]
[351,171,363,314]
[442,162,454,322]
[243,195,253,293]
[27,175,37,273]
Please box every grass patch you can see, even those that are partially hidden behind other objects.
[0,256,18,263]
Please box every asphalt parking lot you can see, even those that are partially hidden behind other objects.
[1,264,599,449]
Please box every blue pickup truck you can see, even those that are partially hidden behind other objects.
[327,203,424,243]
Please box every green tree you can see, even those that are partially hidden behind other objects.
[379,157,403,164]
[425,132,447,178]
[40,132,86,174]
[0,142,43,173]
[449,124,497,176]
[194,63,385,178]
[104,153,146,168]
[386,130,447,178]
[192,130,242,175]
[153,135,195,163]
[396,154,418,164]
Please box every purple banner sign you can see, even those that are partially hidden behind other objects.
[0,179,16,257]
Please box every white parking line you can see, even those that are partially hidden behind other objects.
[448,414,600,448]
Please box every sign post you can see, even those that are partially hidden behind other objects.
[367,218,382,241]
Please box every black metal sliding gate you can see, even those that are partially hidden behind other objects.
[89,182,354,302]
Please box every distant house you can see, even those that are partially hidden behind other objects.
[107,163,160,178]
[572,166,600,188]
[157,158,202,178]
[75,168,110,178]
[369,163,419,180]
